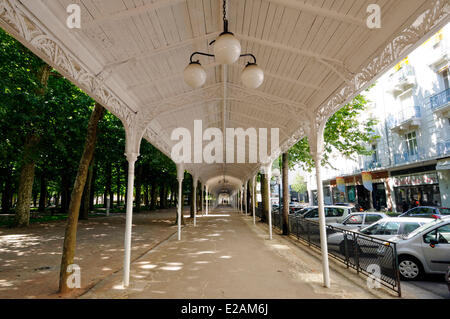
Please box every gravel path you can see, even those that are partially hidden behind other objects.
[0,209,181,298]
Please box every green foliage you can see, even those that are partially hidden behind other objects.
[0,28,178,217]
[291,173,307,194]
[289,94,380,171]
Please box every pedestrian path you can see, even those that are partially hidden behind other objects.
[81,207,385,299]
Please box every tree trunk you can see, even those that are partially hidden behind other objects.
[144,184,149,208]
[261,173,268,223]
[14,134,41,227]
[33,190,38,208]
[171,186,176,207]
[14,64,51,227]
[59,103,104,294]
[198,182,202,212]
[108,163,114,210]
[80,157,95,220]
[282,153,290,235]
[89,163,97,211]
[55,192,60,210]
[116,163,121,206]
[159,183,165,209]
[150,181,156,210]
[1,166,13,214]
[190,179,194,218]
[60,173,70,214]
[38,170,47,212]
[135,164,143,212]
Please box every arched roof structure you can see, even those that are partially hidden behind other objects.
[1,0,448,196]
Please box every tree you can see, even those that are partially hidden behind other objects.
[282,153,289,235]
[0,28,52,226]
[59,103,105,294]
[289,94,379,170]
[260,173,268,223]
[292,173,307,195]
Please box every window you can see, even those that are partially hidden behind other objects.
[442,69,449,90]
[382,222,401,235]
[407,207,435,217]
[361,223,383,235]
[326,208,345,217]
[424,224,450,244]
[418,207,436,216]
[404,131,418,156]
[372,144,378,163]
[361,222,400,235]
[404,208,417,216]
[401,222,423,235]
[305,209,319,218]
[344,214,363,225]
[365,214,384,224]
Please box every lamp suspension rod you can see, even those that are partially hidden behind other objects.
[189,52,257,64]
[190,52,215,63]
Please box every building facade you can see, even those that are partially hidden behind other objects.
[307,25,450,213]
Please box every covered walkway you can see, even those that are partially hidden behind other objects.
[80,207,383,299]
[1,0,449,294]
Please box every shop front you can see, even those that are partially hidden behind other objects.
[329,171,389,211]
[393,172,441,212]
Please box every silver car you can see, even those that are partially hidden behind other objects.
[302,205,358,224]
[328,212,388,231]
[327,217,430,255]
[379,216,450,280]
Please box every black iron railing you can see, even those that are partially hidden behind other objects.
[258,208,401,297]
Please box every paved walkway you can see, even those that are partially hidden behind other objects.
[82,207,385,299]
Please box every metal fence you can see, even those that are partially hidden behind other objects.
[256,207,401,296]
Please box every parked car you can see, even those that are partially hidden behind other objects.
[377,216,450,280]
[290,207,313,216]
[328,212,388,231]
[289,204,308,214]
[399,206,450,219]
[327,217,431,256]
[302,205,358,223]
[446,267,450,293]
[335,202,364,212]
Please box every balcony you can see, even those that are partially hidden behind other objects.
[386,65,416,95]
[394,148,426,166]
[437,140,450,158]
[388,106,422,134]
[430,88,450,117]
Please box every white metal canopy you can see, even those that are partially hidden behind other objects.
[1,0,449,289]
[1,0,448,196]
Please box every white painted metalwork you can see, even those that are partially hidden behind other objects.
[177,164,184,241]
[2,0,448,290]
[252,175,256,225]
[123,152,139,287]
[193,175,198,227]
